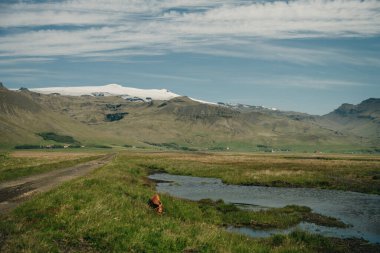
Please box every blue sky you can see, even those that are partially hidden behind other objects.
[0,0,379,115]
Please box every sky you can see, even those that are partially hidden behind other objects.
[0,0,379,115]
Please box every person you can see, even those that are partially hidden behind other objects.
[148,193,163,214]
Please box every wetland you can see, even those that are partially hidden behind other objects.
[1,150,380,252]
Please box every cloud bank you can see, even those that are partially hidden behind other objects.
[0,0,379,61]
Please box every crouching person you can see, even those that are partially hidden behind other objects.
[148,194,163,214]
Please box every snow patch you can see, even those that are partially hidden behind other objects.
[189,97,218,105]
[29,83,180,101]
[23,83,218,105]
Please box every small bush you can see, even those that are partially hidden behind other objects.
[15,145,41,149]
[37,132,78,144]
[0,152,9,160]
[91,144,112,149]
[271,234,285,246]
[144,142,197,151]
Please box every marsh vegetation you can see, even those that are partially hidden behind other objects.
[142,152,380,194]
[0,150,379,252]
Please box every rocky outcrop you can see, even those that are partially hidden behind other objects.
[105,104,122,111]
[158,96,239,121]
[329,98,379,120]
[105,112,128,122]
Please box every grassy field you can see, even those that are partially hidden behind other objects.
[0,150,105,182]
[1,150,379,252]
[138,151,380,194]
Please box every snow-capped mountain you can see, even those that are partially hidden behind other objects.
[28,83,217,104]
[29,84,180,101]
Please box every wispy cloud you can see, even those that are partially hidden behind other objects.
[0,0,379,63]
[131,72,209,82]
[251,76,372,90]
[0,68,47,74]
[0,67,58,84]
[0,57,54,65]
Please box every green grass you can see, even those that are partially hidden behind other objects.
[1,151,377,252]
[139,152,380,194]
[0,152,103,182]
[144,142,199,151]
[195,200,346,229]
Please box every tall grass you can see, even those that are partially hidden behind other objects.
[138,152,380,194]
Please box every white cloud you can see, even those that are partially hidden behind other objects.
[252,76,372,90]
[0,57,54,65]
[0,0,379,62]
[0,68,47,74]
[0,11,116,27]
[164,0,380,38]
[131,72,209,82]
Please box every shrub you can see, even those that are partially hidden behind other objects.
[37,132,78,144]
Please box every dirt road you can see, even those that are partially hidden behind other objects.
[0,153,114,214]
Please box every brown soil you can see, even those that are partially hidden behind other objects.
[0,154,114,214]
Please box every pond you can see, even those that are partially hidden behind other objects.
[148,173,380,243]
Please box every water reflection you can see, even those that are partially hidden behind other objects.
[149,173,380,243]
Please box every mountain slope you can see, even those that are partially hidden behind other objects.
[316,98,380,142]
[0,87,118,148]
[21,90,370,151]
[0,85,378,152]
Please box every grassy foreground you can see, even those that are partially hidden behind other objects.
[0,151,104,182]
[1,151,379,252]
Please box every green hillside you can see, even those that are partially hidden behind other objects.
[316,98,380,144]
[0,87,118,149]
[0,86,378,152]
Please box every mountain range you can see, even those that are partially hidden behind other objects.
[0,83,379,152]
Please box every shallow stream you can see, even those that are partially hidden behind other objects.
[149,173,380,243]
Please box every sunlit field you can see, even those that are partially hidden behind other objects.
[1,150,379,252]
[0,151,105,182]
[139,151,380,194]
